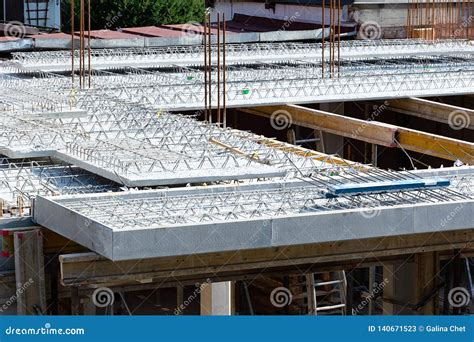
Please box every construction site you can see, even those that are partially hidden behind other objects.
[0,0,473,317]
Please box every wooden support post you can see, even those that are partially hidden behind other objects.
[382,264,396,315]
[368,266,375,315]
[176,285,184,315]
[415,252,439,315]
[200,281,235,315]
[71,287,80,315]
[13,229,46,315]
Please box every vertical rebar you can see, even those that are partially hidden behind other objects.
[79,0,83,89]
[204,13,208,122]
[329,0,333,78]
[207,12,212,124]
[217,12,221,125]
[337,0,341,77]
[71,0,75,86]
[322,0,325,78]
[88,0,91,88]
[223,13,227,128]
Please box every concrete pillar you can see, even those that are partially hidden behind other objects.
[318,102,344,155]
[200,281,235,315]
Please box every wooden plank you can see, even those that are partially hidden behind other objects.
[13,229,47,315]
[59,229,474,287]
[244,104,474,163]
[415,252,439,315]
[388,98,474,130]
[397,127,474,164]
[242,105,398,147]
[2,227,85,256]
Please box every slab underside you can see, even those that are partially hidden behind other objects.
[33,189,474,261]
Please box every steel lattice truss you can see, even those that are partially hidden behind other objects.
[9,39,474,71]
[0,86,363,185]
[0,159,119,212]
[51,175,473,230]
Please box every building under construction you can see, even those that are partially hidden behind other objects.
[0,0,473,316]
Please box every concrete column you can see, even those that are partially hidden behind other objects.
[200,281,235,315]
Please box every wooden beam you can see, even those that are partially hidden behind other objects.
[397,127,474,163]
[244,105,474,163]
[14,229,47,315]
[388,98,474,130]
[241,105,399,147]
[59,229,474,287]
[415,252,439,315]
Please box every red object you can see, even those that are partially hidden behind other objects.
[122,26,187,38]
